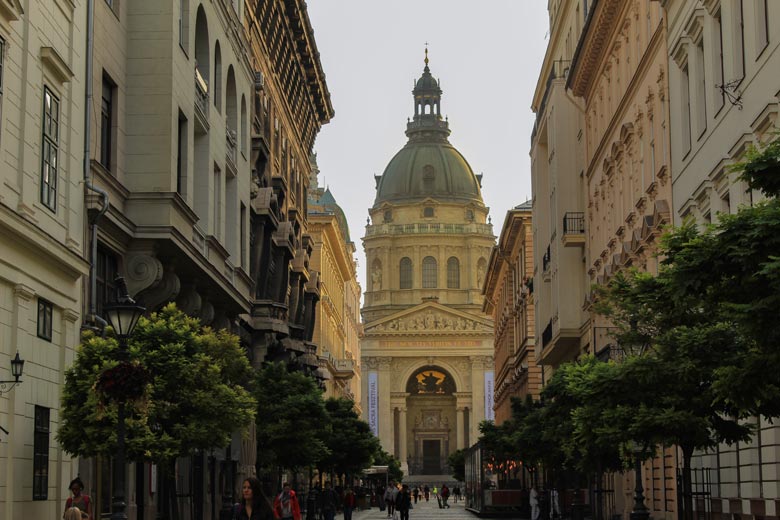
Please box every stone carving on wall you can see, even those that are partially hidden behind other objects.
[371,265,383,291]
[414,410,449,430]
[369,310,490,334]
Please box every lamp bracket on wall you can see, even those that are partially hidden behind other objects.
[716,79,743,110]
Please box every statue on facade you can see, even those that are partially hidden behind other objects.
[371,266,383,291]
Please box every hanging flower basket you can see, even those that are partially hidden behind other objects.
[97,361,149,402]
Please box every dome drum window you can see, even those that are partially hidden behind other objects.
[422,256,438,288]
[423,206,434,218]
[384,210,393,222]
[400,257,413,289]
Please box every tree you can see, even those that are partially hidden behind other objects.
[320,397,380,483]
[254,362,329,479]
[58,304,256,518]
[447,448,466,482]
[371,446,403,483]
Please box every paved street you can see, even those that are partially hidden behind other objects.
[338,498,476,520]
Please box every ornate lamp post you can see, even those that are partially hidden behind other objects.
[103,277,146,520]
[630,443,650,520]
[0,352,25,395]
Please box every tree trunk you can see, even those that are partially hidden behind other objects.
[681,446,694,520]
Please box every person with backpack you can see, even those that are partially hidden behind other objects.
[396,484,412,520]
[235,477,275,520]
[64,477,92,520]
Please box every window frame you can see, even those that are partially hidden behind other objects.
[33,406,51,501]
[399,257,413,289]
[100,74,115,171]
[41,87,60,211]
[37,298,53,342]
[96,248,118,318]
[422,256,438,289]
[0,36,5,143]
[447,257,460,289]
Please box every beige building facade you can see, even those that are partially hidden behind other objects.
[308,157,362,409]
[0,1,89,518]
[530,0,589,380]
[662,0,780,516]
[361,54,495,476]
[482,202,540,426]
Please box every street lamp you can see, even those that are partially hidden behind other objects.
[630,443,650,520]
[0,351,25,395]
[103,277,146,520]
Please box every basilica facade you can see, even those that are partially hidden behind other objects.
[361,53,496,476]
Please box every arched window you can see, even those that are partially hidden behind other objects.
[400,257,412,289]
[194,6,209,86]
[447,257,460,289]
[422,256,437,288]
[226,66,237,161]
[213,42,222,112]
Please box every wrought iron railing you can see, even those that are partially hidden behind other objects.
[563,212,585,235]
[194,68,209,120]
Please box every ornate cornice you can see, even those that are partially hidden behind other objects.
[568,0,624,97]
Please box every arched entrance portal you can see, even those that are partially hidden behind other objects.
[405,366,457,475]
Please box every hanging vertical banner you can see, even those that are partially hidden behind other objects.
[368,371,379,436]
[484,370,495,421]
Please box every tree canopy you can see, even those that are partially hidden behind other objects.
[58,303,256,464]
[319,397,380,478]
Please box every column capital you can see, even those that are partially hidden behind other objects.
[13,283,35,301]
[377,356,393,370]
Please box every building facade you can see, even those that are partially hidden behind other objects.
[361,53,495,477]
[662,0,780,517]
[482,203,540,425]
[307,156,362,409]
[567,1,676,519]
[0,1,88,518]
[530,0,589,381]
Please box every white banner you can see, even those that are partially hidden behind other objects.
[368,371,379,436]
[484,370,495,421]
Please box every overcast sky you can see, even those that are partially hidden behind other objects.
[306,2,549,290]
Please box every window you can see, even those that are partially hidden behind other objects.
[96,248,118,317]
[179,0,190,51]
[423,206,434,218]
[447,257,460,289]
[37,298,53,341]
[680,64,692,155]
[41,88,60,211]
[755,0,769,57]
[100,75,114,170]
[422,256,438,288]
[33,406,50,500]
[383,210,392,223]
[733,0,745,81]
[400,257,412,289]
[213,165,222,238]
[214,42,221,112]
[713,10,725,112]
[240,202,247,269]
[695,41,707,137]
[177,110,188,196]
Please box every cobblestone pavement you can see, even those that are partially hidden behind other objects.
[338,497,476,520]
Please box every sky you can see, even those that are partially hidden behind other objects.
[306,2,549,290]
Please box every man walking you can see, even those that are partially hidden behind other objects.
[384,482,396,518]
[396,484,412,520]
[440,484,450,508]
[423,484,430,502]
[530,484,540,520]
[320,482,339,520]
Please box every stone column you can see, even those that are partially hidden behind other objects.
[470,356,486,444]
[456,408,466,450]
[378,357,393,452]
[399,407,408,471]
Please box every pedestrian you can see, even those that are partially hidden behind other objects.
[319,481,339,520]
[441,484,450,508]
[236,477,275,520]
[272,482,301,520]
[453,485,461,503]
[343,487,356,520]
[64,507,83,520]
[423,484,430,502]
[384,482,396,518]
[433,485,438,498]
[550,487,561,519]
[412,486,419,504]
[530,484,540,520]
[64,477,93,520]
[396,484,412,520]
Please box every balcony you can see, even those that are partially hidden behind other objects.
[364,222,493,236]
[194,68,209,133]
[542,245,551,281]
[593,326,623,362]
[562,212,586,247]
[226,129,238,176]
[332,359,356,380]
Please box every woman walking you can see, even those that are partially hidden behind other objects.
[396,484,412,520]
[235,477,275,520]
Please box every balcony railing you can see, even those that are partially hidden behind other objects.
[562,212,586,248]
[365,222,493,236]
[194,68,209,121]
[542,245,551,273]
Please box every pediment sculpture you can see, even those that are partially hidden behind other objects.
[369,310,490,333]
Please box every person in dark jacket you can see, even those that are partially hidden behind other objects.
[396,484,412,520]
[319,481,339,520]
[235,477,275,520]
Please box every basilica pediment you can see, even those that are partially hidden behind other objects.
[364,301,493,336]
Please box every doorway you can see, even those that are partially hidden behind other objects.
[422,439,441,474]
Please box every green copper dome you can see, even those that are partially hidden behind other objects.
[374,54,484,206]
